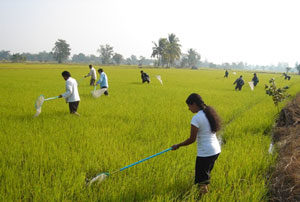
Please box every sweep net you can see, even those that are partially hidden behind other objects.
[248,81,254,91]
[34,95,45,117]
[156,75,163,85]
[91,88,107,98]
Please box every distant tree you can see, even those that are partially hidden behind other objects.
[89,54,101,64]
[296,63,300,75]
[0,50,11,60]
[112,53,123,65]
[151,38,168,67]
[11,53,26,63]
[286,67,291,73]
[130,55,138,65]
[180,54,188,68]
[165,33,181,67]
[37,51,53,62]
[98,44,114,64]
[237,62,245,69]
[52,39,71,63]
[187,48,201,68]
[138,56,146,66]
[72,53,88,63]
[125,58,132,65]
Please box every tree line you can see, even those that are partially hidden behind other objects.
[1,36,300,74]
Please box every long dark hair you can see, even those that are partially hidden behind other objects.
[186,93,221,133]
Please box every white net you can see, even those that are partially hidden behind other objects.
[34,95,45,117]
[248,81,254,91]
[91,88,107,98]
[233,72,237,75]
[156,75,163,85]
[88,173,108,186]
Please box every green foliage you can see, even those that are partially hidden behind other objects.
[97,44,114,64]
[1,64,300,201]
[265,78,290,107]
[152,33,181,67]
[52,39,71,63]
[10,53,26,63]
[112,53,123,65]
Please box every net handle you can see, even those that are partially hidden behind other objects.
[44,96,59,101]
[111,147,172,174]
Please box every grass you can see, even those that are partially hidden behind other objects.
[0,63,300,201]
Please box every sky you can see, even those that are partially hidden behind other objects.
[0,0,299,66]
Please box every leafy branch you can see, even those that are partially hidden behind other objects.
[265,78,290,111]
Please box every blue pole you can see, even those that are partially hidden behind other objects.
[118,147,172,172]
[44,96,59,101]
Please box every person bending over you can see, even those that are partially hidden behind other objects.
[96,68,109,96]
[172,93,221,195]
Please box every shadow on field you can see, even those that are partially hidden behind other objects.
[129,82,142,85]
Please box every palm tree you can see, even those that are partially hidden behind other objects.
[165,33,181,67]
[151,38,168,67]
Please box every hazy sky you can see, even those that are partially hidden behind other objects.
[0,0,299,66]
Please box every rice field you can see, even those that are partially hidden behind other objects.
[0,63,300,201]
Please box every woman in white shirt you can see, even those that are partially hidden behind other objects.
[172,93,221,195]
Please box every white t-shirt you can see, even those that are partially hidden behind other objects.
[87,67,97,80]
[62,77,80,102]
[191,110,221,157]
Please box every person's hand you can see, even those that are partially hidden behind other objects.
[58,95,62,98]
[171,144,180,150]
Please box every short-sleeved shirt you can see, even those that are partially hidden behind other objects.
[191,110,221,157]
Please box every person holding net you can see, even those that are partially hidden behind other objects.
[84,64,97,86]
[96,68,109,96]
[171,93,221,196]
[58,71,80,115]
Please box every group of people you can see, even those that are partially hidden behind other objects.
[225,70,259,91]
[56,65,221,196]
[58,65,153,116]
[58,65,109,115]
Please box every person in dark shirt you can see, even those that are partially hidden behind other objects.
[233,75,244,91]
[140,70,150,83]
[224,70,229,78]
[252,73,259,86]
[283,73,291,80]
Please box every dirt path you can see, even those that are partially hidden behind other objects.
[270,94,300,201]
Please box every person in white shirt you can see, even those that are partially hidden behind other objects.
[58,71,80,115]
[96,68,109,96]
[84,64,97,86]
[172,93,221,195]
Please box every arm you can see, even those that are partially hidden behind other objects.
[85,70,92,78]
[172,125,198,150]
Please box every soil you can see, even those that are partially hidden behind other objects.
[270,93,300,201]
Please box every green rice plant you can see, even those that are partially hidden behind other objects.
[0,63,300,201]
